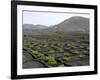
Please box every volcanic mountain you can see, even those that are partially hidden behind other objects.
[23,16,89,33]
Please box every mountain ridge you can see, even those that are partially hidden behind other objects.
[23,16,89,33]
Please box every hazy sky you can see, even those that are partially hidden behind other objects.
[23,11,89,26]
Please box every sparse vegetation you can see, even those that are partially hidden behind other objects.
[23,33,89,68]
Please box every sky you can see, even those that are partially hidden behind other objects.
[23,11,89,26]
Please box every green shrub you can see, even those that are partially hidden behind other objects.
[62,54,71,61]
[78,54,85,59]
[47,56,57,65]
